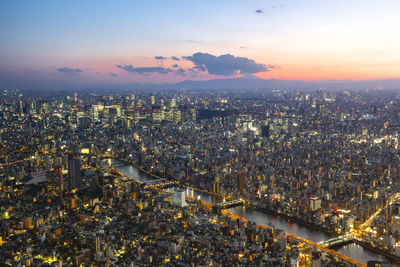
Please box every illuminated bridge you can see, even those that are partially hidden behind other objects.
[288,234,365,266]
[220,209,366,267]
[141,178,166,185]
[214,199,244,209]
[110,162,365,267]
[318,235,355,249]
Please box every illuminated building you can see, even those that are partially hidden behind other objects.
[68,156,82,191]
[238,172,244,196]
[46,169,64,198]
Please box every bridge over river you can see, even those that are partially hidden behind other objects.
[319,235,355,249]
[106,158,394,266]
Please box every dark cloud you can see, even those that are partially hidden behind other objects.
[172,64,179,68]
[116,64,173,75]
[183,52,271,76]
[240,46,246,49]
[255,9,264,14]
[110,73,118,77]
[155,56,167,60]
[171,56,180,61]
[192,65,207,72]
[57,67,83,76]
[175,68,186,76]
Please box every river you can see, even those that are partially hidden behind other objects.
[109,159,392,265]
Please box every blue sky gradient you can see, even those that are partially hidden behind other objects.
[1,0,400,88]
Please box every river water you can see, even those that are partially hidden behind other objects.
[110,159,392,265]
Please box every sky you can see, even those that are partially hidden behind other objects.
[1,0,400,88]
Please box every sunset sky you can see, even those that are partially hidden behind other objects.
[1,0,400,88]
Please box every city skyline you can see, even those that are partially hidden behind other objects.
[2,0,400,89]
[3,1,400,265]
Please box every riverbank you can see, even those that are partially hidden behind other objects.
[111,157,397,265]
[353,239,400,264]
[250,205,340,237]
[251,205,400,264]
[118,158,165,180]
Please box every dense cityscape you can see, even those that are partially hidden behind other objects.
[4,0,400,266]
[0,88,399,266]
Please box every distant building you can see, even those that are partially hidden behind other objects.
[21,171,47,185]
[309,197,321,211]
[172,189,186,207]
[78,116,91,129]
[312,251,322,267]
[367,260,383,267]
[261,125,270,138]
[68,156,82,191]
[238,172,244,196]
[46,169,64,198]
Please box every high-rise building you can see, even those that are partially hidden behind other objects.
[91,105,99,121]
[151,94,155,105]
[29,100,36,115]
[24,217,33,229]
[19,100,24,115]
[95,235,101,252]
[261,125,270,138]
[312,252,322,267]
[46,169,64,198]
[78,116,91,129]
[172,189,186,207]
[170,97,177,108]
[68,156,82,191]
[238,172,244,196]
[309,197,321,211]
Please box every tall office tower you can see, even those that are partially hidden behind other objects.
[151,94,155,105]
[68,156,82,191]
[19,100,24,115]
[238,172,244,196]
[170,97,177,108]
[261,125,270,138]
[91,105,99,121]
[172,189,186,207]
[30,100,37,115]
[46,169,64,198]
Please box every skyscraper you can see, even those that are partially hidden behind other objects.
[68,155,82,191]
[238,172,244,196]
[46,169,64,198]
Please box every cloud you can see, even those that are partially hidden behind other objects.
[155,56,167,60]
[185,40,204,43]
[175,68,186,76]
[171,56,180,61]
[183,52,271,76]
[255,9,263,14]
[116,64,173,75]
[191,65,207,72]
[172,64,179,68]
[57,67,83,76]
[110,73,118,77]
